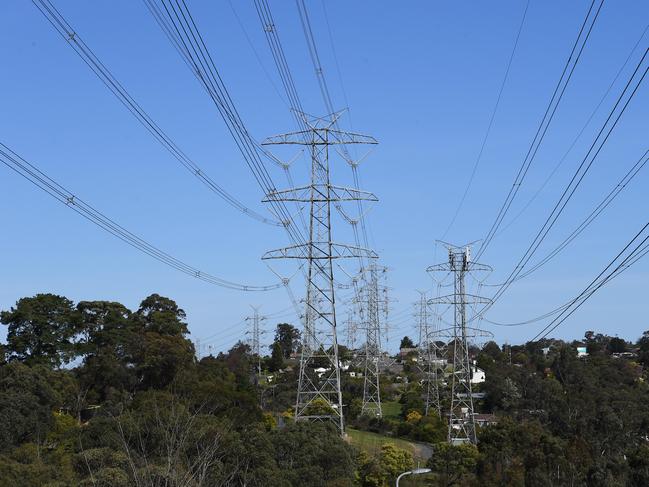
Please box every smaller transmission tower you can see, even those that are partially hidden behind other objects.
[344,311,358,350]
[246,306,267,382]
[415,291,442,417]
[428,244,491,444]
[357,264,389,417]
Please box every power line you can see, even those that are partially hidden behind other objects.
[442,0,530,238]
[294,0,372,251]
[482,147,649,288]
[0,142,281,292]
[143,0,309,252]
[532,220,649,341]
[226,0,290,109]
[250,0,311,238]
[495,23,649,236]
[32,0,278,227]
[482,48,648,314]
[476,0,604,260]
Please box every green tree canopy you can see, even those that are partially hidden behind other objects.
[399,336,414,349]
[274,323,301,359]
[1,294,80,367]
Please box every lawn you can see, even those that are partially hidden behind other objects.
[346,428,432,463]
[381,400,402,419]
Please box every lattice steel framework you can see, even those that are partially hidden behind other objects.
[415,292,442,417]
[344,311,358,350]
[262,112,377,434]
[428,244,491,444]
[246,306,266,382]
[357,264,388,417]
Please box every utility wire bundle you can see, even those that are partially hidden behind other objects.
[0,142,280,292]
[142,0,308,251]
[32,0,276,227]
[484,47,648,314]
[476,0,606,260]
[532,219,649,341]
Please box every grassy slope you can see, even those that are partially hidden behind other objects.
[381,400,401,419]
[346,428,432,463]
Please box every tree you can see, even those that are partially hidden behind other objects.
[274,323,301,359]
[76,301,137,402]
[607,337,626,354]
[137,332,195,390]
[629,444,649,487]
[135,294,188,336]
[132,295,195,389]
[399,336,415,349]
[399,389,424,418]
[357,444,414,487]
[0,362,61,449]
[428,442,478,487]
[268,342,284,372]
[271,422,356,487]
[1,294,80,367]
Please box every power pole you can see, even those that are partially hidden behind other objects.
[415,291,442,418]
[246,306,267,383]
[358,264,388,417]
[428,243,491,445]
[262,111,377,434]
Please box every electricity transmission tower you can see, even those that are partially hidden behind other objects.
[246,306,267,383]
[357,264,389,417]
[262,111,377,434]
[428,244,491,444]
[415,291,442,417]
[344,311,358,350]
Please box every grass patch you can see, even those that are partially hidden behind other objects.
[346,428,432,463]
[381,400,401,419]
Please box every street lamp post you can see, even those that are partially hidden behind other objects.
[396,468,432,486]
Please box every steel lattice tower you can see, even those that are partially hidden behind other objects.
[358,264,388,417]
[428,244,491,444]
[262,111,377,434]
[415,292,442,418]
[344,311,358,350]
[246,306,266,382]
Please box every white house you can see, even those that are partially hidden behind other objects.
[470,363,486,384]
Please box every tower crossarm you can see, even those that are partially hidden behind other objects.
[426,262,492,273]
[264,184,378,203]
[428,294,492,305]
[263,243,378,260]
[262,129,378,146]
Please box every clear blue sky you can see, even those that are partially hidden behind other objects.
[1,0,647,354]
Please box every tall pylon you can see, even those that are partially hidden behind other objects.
[246,306,266,382]
[415,291,442,418]
[428,244,491,444]
[262,111,377,434]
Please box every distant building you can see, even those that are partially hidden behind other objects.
[399,347,418,359]
[612,352,637,360]
[470,363,486,384]
[474,413,497,427]
[576,346,588,358]
[457,392,486,400]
